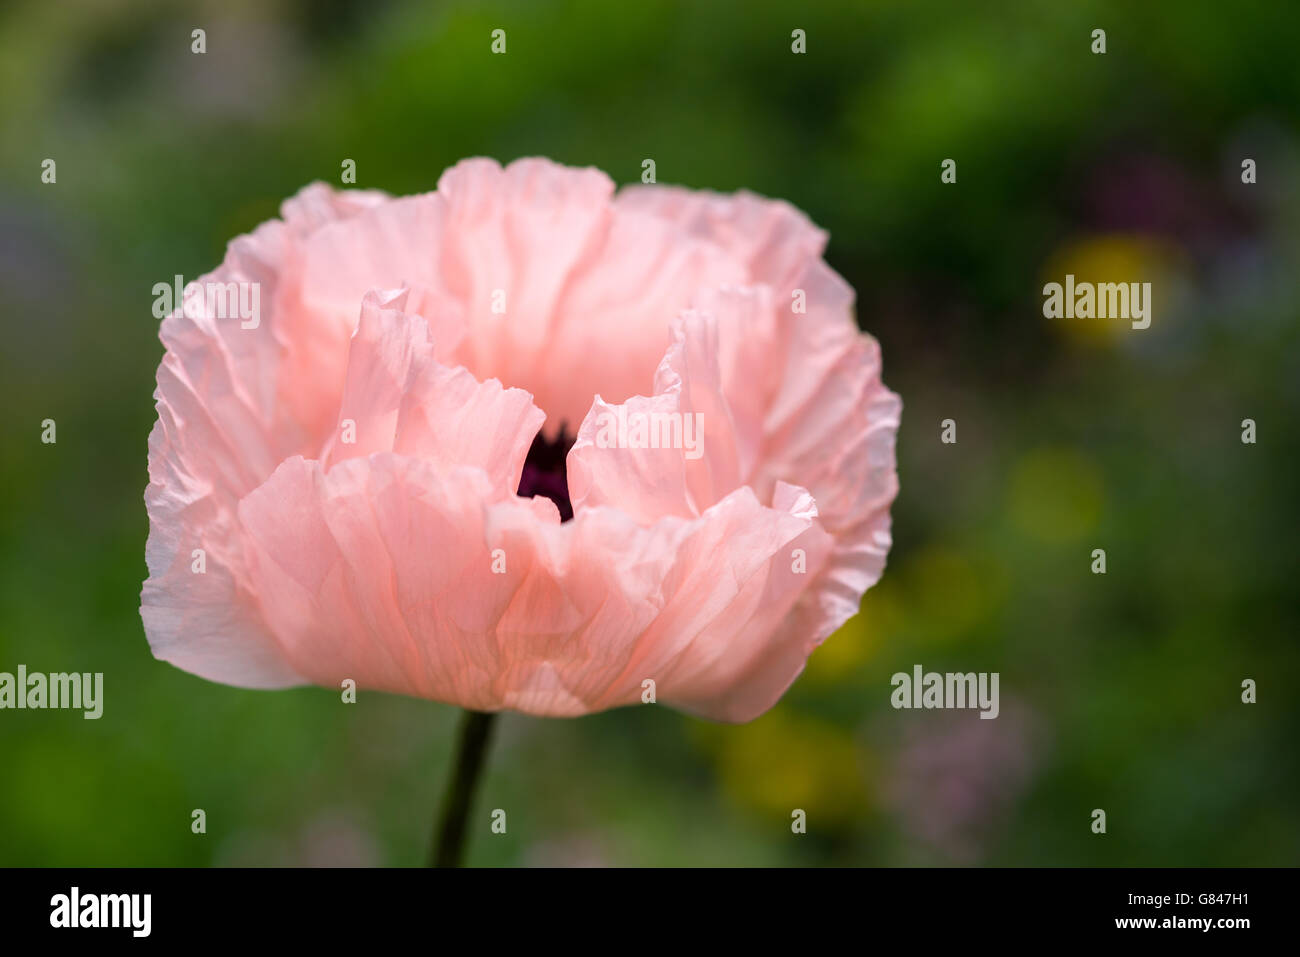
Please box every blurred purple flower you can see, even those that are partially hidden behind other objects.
[881,699,1042,863]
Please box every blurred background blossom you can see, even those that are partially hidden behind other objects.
[878,699,1041,865]
[1,0,1297,865]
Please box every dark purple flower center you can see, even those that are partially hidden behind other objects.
[516,425,575,522]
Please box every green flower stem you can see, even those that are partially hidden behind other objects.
[430,709,497,867]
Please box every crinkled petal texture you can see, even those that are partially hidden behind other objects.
[142,158,900,722]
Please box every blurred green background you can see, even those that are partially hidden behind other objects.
[1,0,1298,866]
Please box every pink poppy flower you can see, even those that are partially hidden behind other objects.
[141,157,900,723]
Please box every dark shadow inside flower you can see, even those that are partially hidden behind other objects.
[517,424,575,521]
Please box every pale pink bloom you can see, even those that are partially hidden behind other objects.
[142,158,900,722]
